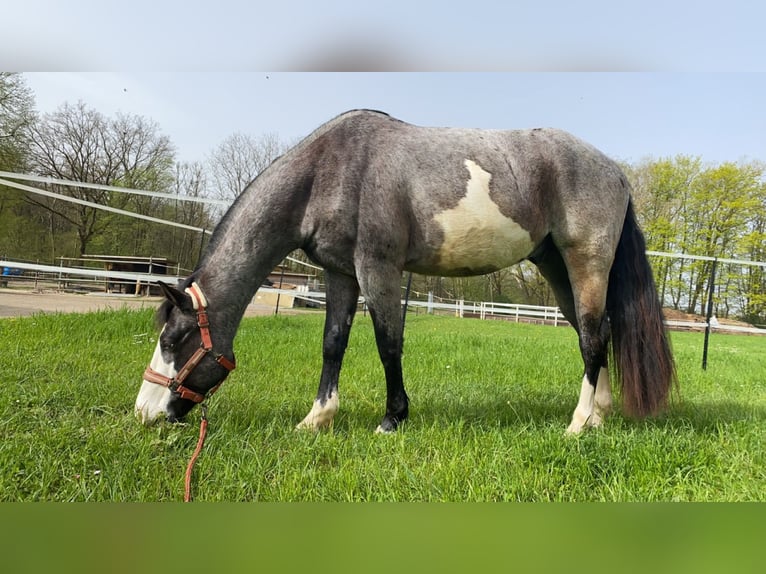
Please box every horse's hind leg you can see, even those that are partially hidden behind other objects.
[531,241,613,430]
[557,250,613,434]
[296,271,359,431]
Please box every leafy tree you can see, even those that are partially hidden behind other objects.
[732,171,766,322]
[683,162,761,314]
[630,156,765,320]
[0,73,38,259]
[627,156,703,308]
[0,72,35,173]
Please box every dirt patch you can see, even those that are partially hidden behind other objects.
[0,287,295,319]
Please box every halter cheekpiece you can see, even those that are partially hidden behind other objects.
[143,282,236,403]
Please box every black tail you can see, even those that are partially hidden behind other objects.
[606,201,677,418]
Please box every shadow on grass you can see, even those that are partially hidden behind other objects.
[213,388,765,438]
[657,399,766,430]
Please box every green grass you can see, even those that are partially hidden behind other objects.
[1,310,764,501]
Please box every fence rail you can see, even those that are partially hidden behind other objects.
[2,259,763,336]
[0,259,182,292]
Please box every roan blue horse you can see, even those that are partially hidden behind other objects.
[136,109,675,434]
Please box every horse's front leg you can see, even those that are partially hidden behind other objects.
[296,271,359,431]
[357,267,409,433]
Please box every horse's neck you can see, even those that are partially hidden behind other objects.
[197,167,307,335]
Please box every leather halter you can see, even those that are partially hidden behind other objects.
[143,282,236,403]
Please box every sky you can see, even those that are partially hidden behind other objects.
[22,73,766,167]
[6,1,766,168]
[3,1,765,71]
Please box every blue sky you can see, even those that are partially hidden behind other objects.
[4,1,765,71]
[23,73,766,166]
[8,1,766,168]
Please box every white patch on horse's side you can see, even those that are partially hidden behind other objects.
[134,337,174,425]
[295,393,339,431]
[566,368,610,434]
[434,159,534,272]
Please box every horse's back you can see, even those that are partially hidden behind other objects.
[329,111,629,213]
[303,111,631,276]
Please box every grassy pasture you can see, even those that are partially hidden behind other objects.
[1,309,763,501]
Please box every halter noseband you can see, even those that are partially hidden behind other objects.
[143,282,236,403]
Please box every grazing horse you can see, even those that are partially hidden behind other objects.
[135,109,675,434]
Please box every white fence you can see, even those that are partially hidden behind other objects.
[402,297,567,325]
[3,258,763,336]
[0,259,181,291]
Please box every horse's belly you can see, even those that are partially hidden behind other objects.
[428,159,535,275]
[435,223,533,275]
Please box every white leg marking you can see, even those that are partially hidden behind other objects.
[566,368,611,434]
[296,393,339,431]
[566,374,596,434]
[591,368,612,427]
[134,338,174,425]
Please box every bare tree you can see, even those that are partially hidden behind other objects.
[509,261,555,306]
[24,101,175,255]
[207,131,287,203]
[167,161,214,269]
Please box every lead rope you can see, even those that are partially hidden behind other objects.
[184,402,209,502]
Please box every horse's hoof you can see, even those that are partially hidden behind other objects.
[588,412,604,428]
[296,396,338,431]
[564,419,587,435]
[375,415,403,433]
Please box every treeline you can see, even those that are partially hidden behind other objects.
[626,158,765,322]
[1,74,764,322]
[0,73,286,272]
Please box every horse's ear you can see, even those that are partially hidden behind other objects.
[157,281,194,312]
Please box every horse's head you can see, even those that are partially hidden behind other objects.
[135,281,235,425]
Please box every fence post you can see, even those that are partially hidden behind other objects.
[400,272,414,341]
[702,258,718,370]
[274,265,285,315]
